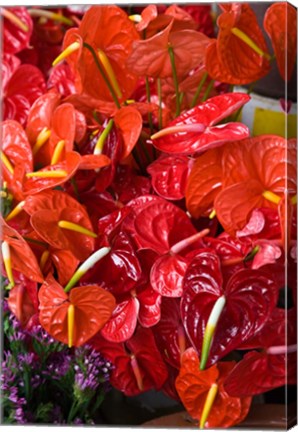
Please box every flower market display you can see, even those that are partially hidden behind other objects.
[0,2,297,428]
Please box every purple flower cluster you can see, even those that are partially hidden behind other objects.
[1,351,28,424]
[2,301,114,424]
[44,352,72,380]
[74,346,113,394]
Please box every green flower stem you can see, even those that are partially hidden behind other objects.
[83,42,121,109]
[191,71,209,108]
[201,79,215,103]
[168,45,181,117]
[23,237,48,248]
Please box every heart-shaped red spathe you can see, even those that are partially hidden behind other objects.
[74,5,140,102]
[48,248,79,287]
[175,348,252,428]
[25,189,95,261]
[181,251,278,367]
[1,120,33,176]
[264,3,297,82]
[1,217,44,283]
[147,155,194,201]
[3,59,46,127]
[101,297,140,343]
[215,135,297,235]
[153,298,190,369]
[23,151,81,195]
[81,231,142,295]
[205,5,270,85]
[151,93,250,155]
[224,350,297,397]
[2,7,33,55]
[113,106,142,160]
[137,283,161,328]
[91,326,168,396]
[46,103,77,161]
[124,195,196,255]
[150,254,188,297]
[38,274,116,347]
[26,92,60,145]
[127,21,210,79]
[186,146,223,218]
[7,272,38,328]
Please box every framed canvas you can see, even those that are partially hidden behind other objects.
[1,2,297,429]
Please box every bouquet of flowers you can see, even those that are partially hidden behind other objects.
[1,3,297,428]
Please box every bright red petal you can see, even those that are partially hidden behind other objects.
[38,275,115,346]
[114,106,142,160]
[264,3,297,81]
[186,147,223,218]
[101,297,139,343]
[148,155,194,201]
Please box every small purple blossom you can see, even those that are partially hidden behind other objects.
[17,353,35,370]
[14,407,27,424]
[74,346,113,395]
[44,352,72,380]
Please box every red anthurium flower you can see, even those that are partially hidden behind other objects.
[47,63,77,98]
[264,3,297,82]
[215,135,297,235]
[224,308,297,396]
[81,231,142,295]
[26,93,81,167]
[176,348,252,428]
[60,5,140,102]
[224,348,297,397]
[40,248,79,287]
[101,296,140,343]
[1,120,33,189]
[1,7,33,54]
[24,189,96,261]
[99,281,161,343]
[91,326,168,396]
[23,151,81,196]
[153,298,191,369]
[150,93,250,155]
[39,274,116,347]
[186,146,223,218]
[2,54,46,126]
[1,216,44,284]
[123,195,197,255]
[205,4,270,84]
[7,272,38,328]
[181,251,278,368]
[113,106,142,160]
[127,21,210,79]
[147,155,194,201]
[137,283,161,328]
[150,228,209,298]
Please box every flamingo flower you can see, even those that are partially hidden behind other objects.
[175,348,252,428]
[205,4,271,84]
[181,251,278,369]
[150,93,250,155]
